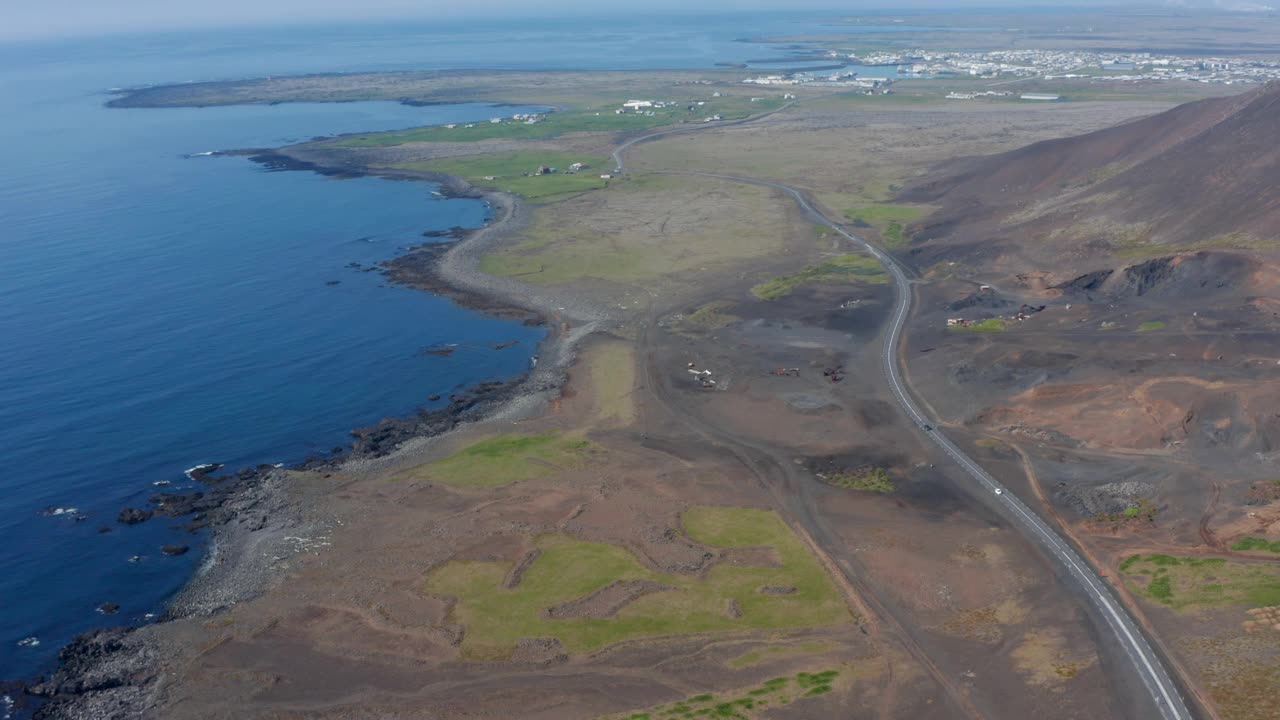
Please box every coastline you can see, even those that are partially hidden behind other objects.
[21,147,614,719]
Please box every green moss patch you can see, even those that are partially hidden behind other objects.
[679,302,740,333]
[426,507,849,658]
[751,254,887,300]
[820,467,894,494]
[1231,537,1280,554]
[1119,554,1280,611]
[949,318,1008,333]
[844,205,925,249]
[401,432,595,487]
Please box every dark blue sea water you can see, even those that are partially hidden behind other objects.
[0,10,927,684]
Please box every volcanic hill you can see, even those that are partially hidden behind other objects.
[900,82,1280,288]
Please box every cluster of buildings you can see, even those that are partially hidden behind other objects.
[945,90,1013,100]
[615,99,674,115]
[947,91,1062,101]
[615,97,731,123]
[743,72,891,92]
[444,111,545,130]
[523,161,614,181]
[529,161,592,176]
[831,47,1280,86]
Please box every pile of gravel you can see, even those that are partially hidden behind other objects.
[1055,481,1155,516]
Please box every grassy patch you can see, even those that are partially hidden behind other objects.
[582,341,636,426]
[400,432,595,487]
[844,205,925,250]
[1119,554,1280,611]
[338,96,785,147]
[1148,574,1173,601]
[820,467,894,494]
[726,641,837,669]
[1231,537,1280,554]
[397,151,609,201]
[949,318,1008,333]
[426,507,849,657]
[751,254,887,300]
[478,174,794,289]
[675,302,740,336]
[1138,321,1166,332]
[883,223,906,247]
[600,669,841,719]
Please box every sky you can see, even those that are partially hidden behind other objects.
[0,0,1262,42]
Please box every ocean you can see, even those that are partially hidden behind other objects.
[0,11,925,684]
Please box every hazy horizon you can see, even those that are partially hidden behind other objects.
[1,0,1255,44]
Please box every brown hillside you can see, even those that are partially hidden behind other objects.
[901,82,1280,274]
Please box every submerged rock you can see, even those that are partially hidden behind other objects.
[116,508,152,525]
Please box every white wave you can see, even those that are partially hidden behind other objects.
[184,463,221,479]
[44,507,78,516]
[16,637,38,647]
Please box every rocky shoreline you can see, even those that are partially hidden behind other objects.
[19,145,612,719]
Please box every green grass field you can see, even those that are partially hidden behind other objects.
[1119,554,1280,611]
[751,254,887,300]
[1231,537,1280,554]
[425,506,849,659]
[1138,321,1166,332]
[399,432,595,487]
[337,96,785,147]
[950,318,1008,333]
[397,151,609,201]
[844,204,926,248]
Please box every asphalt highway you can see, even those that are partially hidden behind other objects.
[611,110,1195,718]
[781,178,1194,720]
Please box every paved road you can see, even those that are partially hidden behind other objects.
[609,106,1195,717]
[662,170,1194,720]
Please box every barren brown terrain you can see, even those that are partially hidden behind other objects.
[894,84,1280,720]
